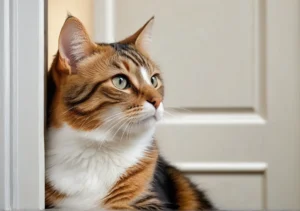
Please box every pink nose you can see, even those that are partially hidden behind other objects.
[147,98,161,109]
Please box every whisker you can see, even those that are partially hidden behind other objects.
[66,115,86,128]
[120,119,132,142]
[110,117,134,142]
[167,107,193,113]
[61,105,79,116]
[99,115,128,140]
[101,112,125,123]
[101,116,130,141]
[81,114,126,141]
[126,121,134,142]
[163,110,176,118]
[79,116,91,130]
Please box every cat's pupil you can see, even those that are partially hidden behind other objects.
[151,76,157,87]
[119,78,123,85]
[151,77,155,84]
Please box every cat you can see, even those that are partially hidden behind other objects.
[46,15,214,210]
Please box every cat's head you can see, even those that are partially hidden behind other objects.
[48,16,164,141]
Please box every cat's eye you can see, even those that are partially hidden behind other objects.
[112,75,130,90]
[151,76,159,88]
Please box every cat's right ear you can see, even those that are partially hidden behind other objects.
[57,16,96,74]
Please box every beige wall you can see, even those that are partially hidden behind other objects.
[47,0,94,68]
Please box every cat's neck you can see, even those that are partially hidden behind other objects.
[46,123,155,164]
[45,123,156,208]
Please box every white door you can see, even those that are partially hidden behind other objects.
[94,0,300,209]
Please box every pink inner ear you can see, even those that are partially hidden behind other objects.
[135,18,154,57]
[59,22,78,67]
[58,17,93,68]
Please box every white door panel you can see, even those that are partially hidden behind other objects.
[94,0,300,209]
[189,174,264,210]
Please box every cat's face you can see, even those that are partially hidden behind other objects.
[49,16,164,140]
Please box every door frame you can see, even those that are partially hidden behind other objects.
[0,0,45,209]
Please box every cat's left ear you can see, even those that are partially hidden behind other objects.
[58,16,96,74]
[120,16,154,57]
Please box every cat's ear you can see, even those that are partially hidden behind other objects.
[120,16,154,57]
[58,16,96,74]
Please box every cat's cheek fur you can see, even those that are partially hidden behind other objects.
[77,107,126,142]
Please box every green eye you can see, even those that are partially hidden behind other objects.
[112,75,129,90]
[151,76,158,88]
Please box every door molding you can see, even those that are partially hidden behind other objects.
[0,0,45,209]
[94,0,116,43]
[0,0,12,209]
[175,162,268,209]
[175,162,267,173]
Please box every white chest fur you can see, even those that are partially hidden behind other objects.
[46,124,155,209]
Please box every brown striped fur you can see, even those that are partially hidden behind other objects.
[45,182,66,208]
[167,168,203,210]
[102,144,159,210]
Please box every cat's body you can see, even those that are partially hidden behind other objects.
[46,15,214,210]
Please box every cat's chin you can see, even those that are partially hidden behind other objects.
[135,116,157,128]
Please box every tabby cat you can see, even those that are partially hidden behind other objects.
[46,15,214,210]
